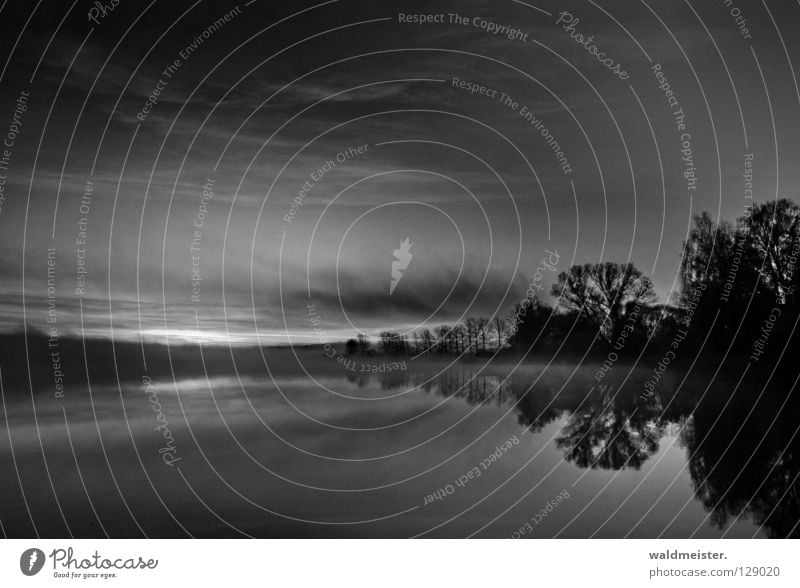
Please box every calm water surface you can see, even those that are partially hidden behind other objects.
[1,359,796,538]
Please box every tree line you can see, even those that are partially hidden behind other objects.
[348,199,800,365]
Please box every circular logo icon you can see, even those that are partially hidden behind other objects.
[19,548,45,576]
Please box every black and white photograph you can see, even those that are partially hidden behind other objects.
[0,0,799,584]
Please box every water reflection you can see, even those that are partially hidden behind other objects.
[681,386,800,538]
[2,351,797,538]
[554,384,663,471]
[370,364,799,538]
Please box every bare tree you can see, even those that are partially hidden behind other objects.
[551,262,656,343]
[465,318,478,354]
[477,317,489,353]
[434,326,450,353]
[452,324,464,354]
[494,316,506,350]
[378,331,407,354]
[419,328,433,355]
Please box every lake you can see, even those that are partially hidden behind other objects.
[1,351,797,538]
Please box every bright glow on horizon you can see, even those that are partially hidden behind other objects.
[137,328,362,346]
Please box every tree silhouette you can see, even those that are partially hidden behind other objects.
[397,198,800,364]
[551,262,656,344]
[379,331,408,354]
[745,199,800,303]
[476,317,489,353]
[465,318,478,354]
[494,315,506,350]
[680,212,738,292]
[508,296,554,352]
[678,204,798,357]
[418,328,433,355]
[434,325,451,353]
[555,384,662,470]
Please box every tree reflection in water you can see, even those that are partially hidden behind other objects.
[553,384,663,470]
[681,384,800,538]
[368,364,799,537]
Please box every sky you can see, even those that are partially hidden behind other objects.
[0,0,799,344]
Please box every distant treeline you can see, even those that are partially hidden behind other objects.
[353,199,800,367]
